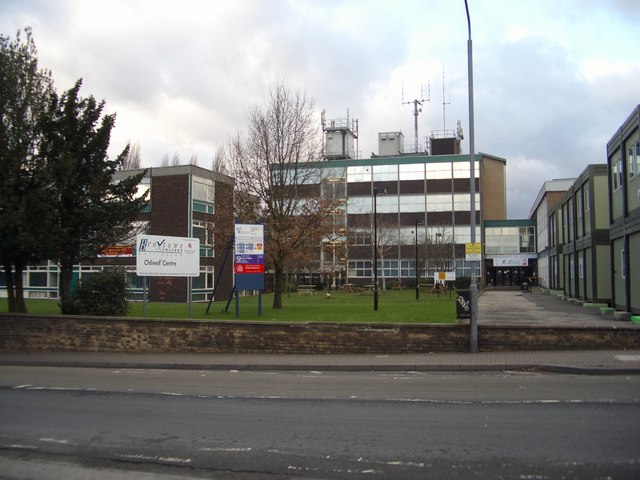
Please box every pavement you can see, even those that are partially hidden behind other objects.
[1,289,639,374]
[477,288,633,326]
[1,349,640,374]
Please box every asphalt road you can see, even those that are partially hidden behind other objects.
[1,367,639,479]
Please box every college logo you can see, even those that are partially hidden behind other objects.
[138,238,149,252]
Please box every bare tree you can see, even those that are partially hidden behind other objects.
[160,153,170,167]
[188,153,198,166]
[121,142,142,170]
[171,152,181,166]
[211,146,229,174]
[227,82,334,309]
[425,224,456,275]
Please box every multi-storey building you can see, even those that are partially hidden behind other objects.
[297,116,508,288]
[548,165,611,303]
[607,105,640,314]
[528,179,575,288]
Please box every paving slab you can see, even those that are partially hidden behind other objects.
[477,289,636,327]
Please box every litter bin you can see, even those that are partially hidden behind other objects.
[455,290,471,320]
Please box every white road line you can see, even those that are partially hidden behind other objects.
[39,437,77,446]
[615,354,640,361]
[117,453,192,463]
[2,443,39,450]
[199,447,252,452]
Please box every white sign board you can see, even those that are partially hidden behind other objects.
[492,256,529,267]
[435,271,456,282]
[136,234,200,277]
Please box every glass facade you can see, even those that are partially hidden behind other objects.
[326,157,487,284]
[485,226,536,255]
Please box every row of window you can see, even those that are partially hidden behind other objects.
[0,265,217,301]
[347,226,481,246]
[347,162,480,182]
[347,259,476,280]
[549,183,591,247]
[280,162,481,185]
[346,193,481,214]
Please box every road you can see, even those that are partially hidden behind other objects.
[1,366,639,479]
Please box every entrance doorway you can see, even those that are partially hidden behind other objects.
[485,262,537,287]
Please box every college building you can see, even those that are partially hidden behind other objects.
[535,105,639,317]
[546,165,611,303]
[607,105,640,314]
[292,114,509,289]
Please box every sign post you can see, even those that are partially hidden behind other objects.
[136,234,200,317]
[233,224,265,316]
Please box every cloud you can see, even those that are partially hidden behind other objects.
[1,0,638,219]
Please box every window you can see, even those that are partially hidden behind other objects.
[613,157,623,190]
[347,166,371,183]
[452,162,479,178]
[629,143,640,178]
[372,164,398,182]
[381,260,398,278]
[576,191,582,218]
[570,258,575,278]
[136,176,151,212]
[399,163,424,180]
[399,194,425,213]
[192,177,214,202]
[348,260,371,278]
[426,194,453,212]
[426,162,452,179]
[192,220,214,246]
[347,196,371,214]
[578,257,584,279]
[349,229,371,246]
[583,184,590,212]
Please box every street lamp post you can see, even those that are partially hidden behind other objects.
[415,219,424,300]
[373,187,385,311]
[465,0,479,352]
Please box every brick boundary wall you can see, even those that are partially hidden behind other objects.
[1,314,639,353]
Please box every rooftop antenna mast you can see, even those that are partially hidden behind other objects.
[402,82,430,153]
[442,65,451,131]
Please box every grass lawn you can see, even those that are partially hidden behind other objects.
[1,289,457,323]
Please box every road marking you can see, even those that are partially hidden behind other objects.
[199,447,252,452]
[387,460,425,467]
[2,443,38,450]
[117,453,192,464]
[39,437,77,446]
[615,354,640,361]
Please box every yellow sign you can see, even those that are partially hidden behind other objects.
[465,242,482,261]
[465,243,481,254]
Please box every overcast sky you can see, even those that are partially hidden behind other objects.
[2,0,638,218]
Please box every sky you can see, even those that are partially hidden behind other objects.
[2,0,638,219]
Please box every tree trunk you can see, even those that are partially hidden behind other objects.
[59,260,75,314]
[14,263,27,313]
[3,262,16,313]
[272,262,284,309]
